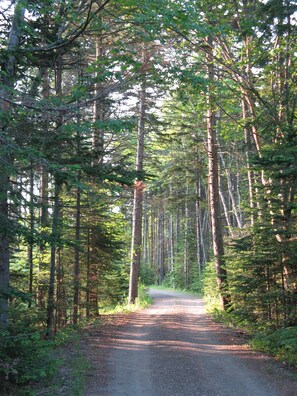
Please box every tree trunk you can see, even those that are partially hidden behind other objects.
[38,163,49,307]
[55,246,67,330]
[158,202,165,282]
[241,95,255,225]
[219,150,242,229]
[206,39,229,310]
[195,182,203,275]
[169,214,174,274]
[86,229,99,318]
[28,164,35,307]
[219,187,234,237]
[73,182,81,325]
[142,191,148,266]
[46,56,63,335]
[184,179,189,288]
[46,180,61,335]
[37,67,50,307]
[73,177,81,323]
[0,4,25,327]
[128,78,146,303]
[92,34,105,163]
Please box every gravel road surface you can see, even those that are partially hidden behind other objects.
[84,289,297,396]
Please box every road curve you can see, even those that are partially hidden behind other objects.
[84,289,297,396]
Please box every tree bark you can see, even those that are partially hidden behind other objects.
[219,150,242,229]
[73,181,81,325]
[46,56,63,335]
[0,3,25,327]
[158,202,165,283]
[46,180,61,335]
[184,178,189,288]
[128,78,146,303]
[206,38,229,310]
[28,164,35,307]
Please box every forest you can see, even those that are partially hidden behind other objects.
[0,0,296,390]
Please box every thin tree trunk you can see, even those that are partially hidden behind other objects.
[128,54,147,302]
[86,228,91,318]
[0,4,25,327]
[195,179,205,275]
[184,180,189,288]
[46,56,63,335]
[219,188,234,236]
[206,38,228,310]
[241,95,255,225]
[92,35,105,163]
[73,65,83,324]
[158,202,165,282]
[142,191,148,266]
[28,164,34,307]
[219,151,242,229]
[86,229,99,318]
[46,180,61,335]
[169,214,174,273]
[38,67,50,307]
[73,181,81,325]
[38,163,49,307]
[56,246,67,330]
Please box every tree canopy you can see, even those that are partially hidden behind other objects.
[0,0,296,387]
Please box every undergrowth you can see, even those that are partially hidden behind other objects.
[0,284,151,395]
[100,284,152,314]
[0,325,89,396]
[204,293,297,368]
[199,261,297,367]
[250,327,297,367]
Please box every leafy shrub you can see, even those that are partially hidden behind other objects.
[139,265,155,286]
[201,261,221,311]
[0,300,62,386]
[0,327,58,385]
[137,283,152,307]
[251,327,297,366]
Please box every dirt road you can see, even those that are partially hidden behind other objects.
[84,289,297,395]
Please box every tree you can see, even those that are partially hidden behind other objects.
[128,59,147,304]
[0,2,26,327]
[205,38,229,309]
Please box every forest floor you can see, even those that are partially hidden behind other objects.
[79,289,297,396]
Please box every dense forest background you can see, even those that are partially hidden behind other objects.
[0,0,296,387]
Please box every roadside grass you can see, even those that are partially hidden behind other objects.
[149,284,202,297]
[205,295,297,369]
[100,284,152,315]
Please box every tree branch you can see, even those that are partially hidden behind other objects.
[22,0,112,53]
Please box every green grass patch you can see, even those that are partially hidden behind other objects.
[100,284,152,315]
[149,284,202,297]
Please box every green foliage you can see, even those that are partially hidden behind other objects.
[225,222,297,329]
[139,264,155,286]
[0,327,58,385]
[1,0,297,388]
[201,261,221,312]
[100,283,152,314]
[250,327,297,367]
[162,260,185,290]
[62,348,90,396]
[137,284,153,307]
[188,268,202,295]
